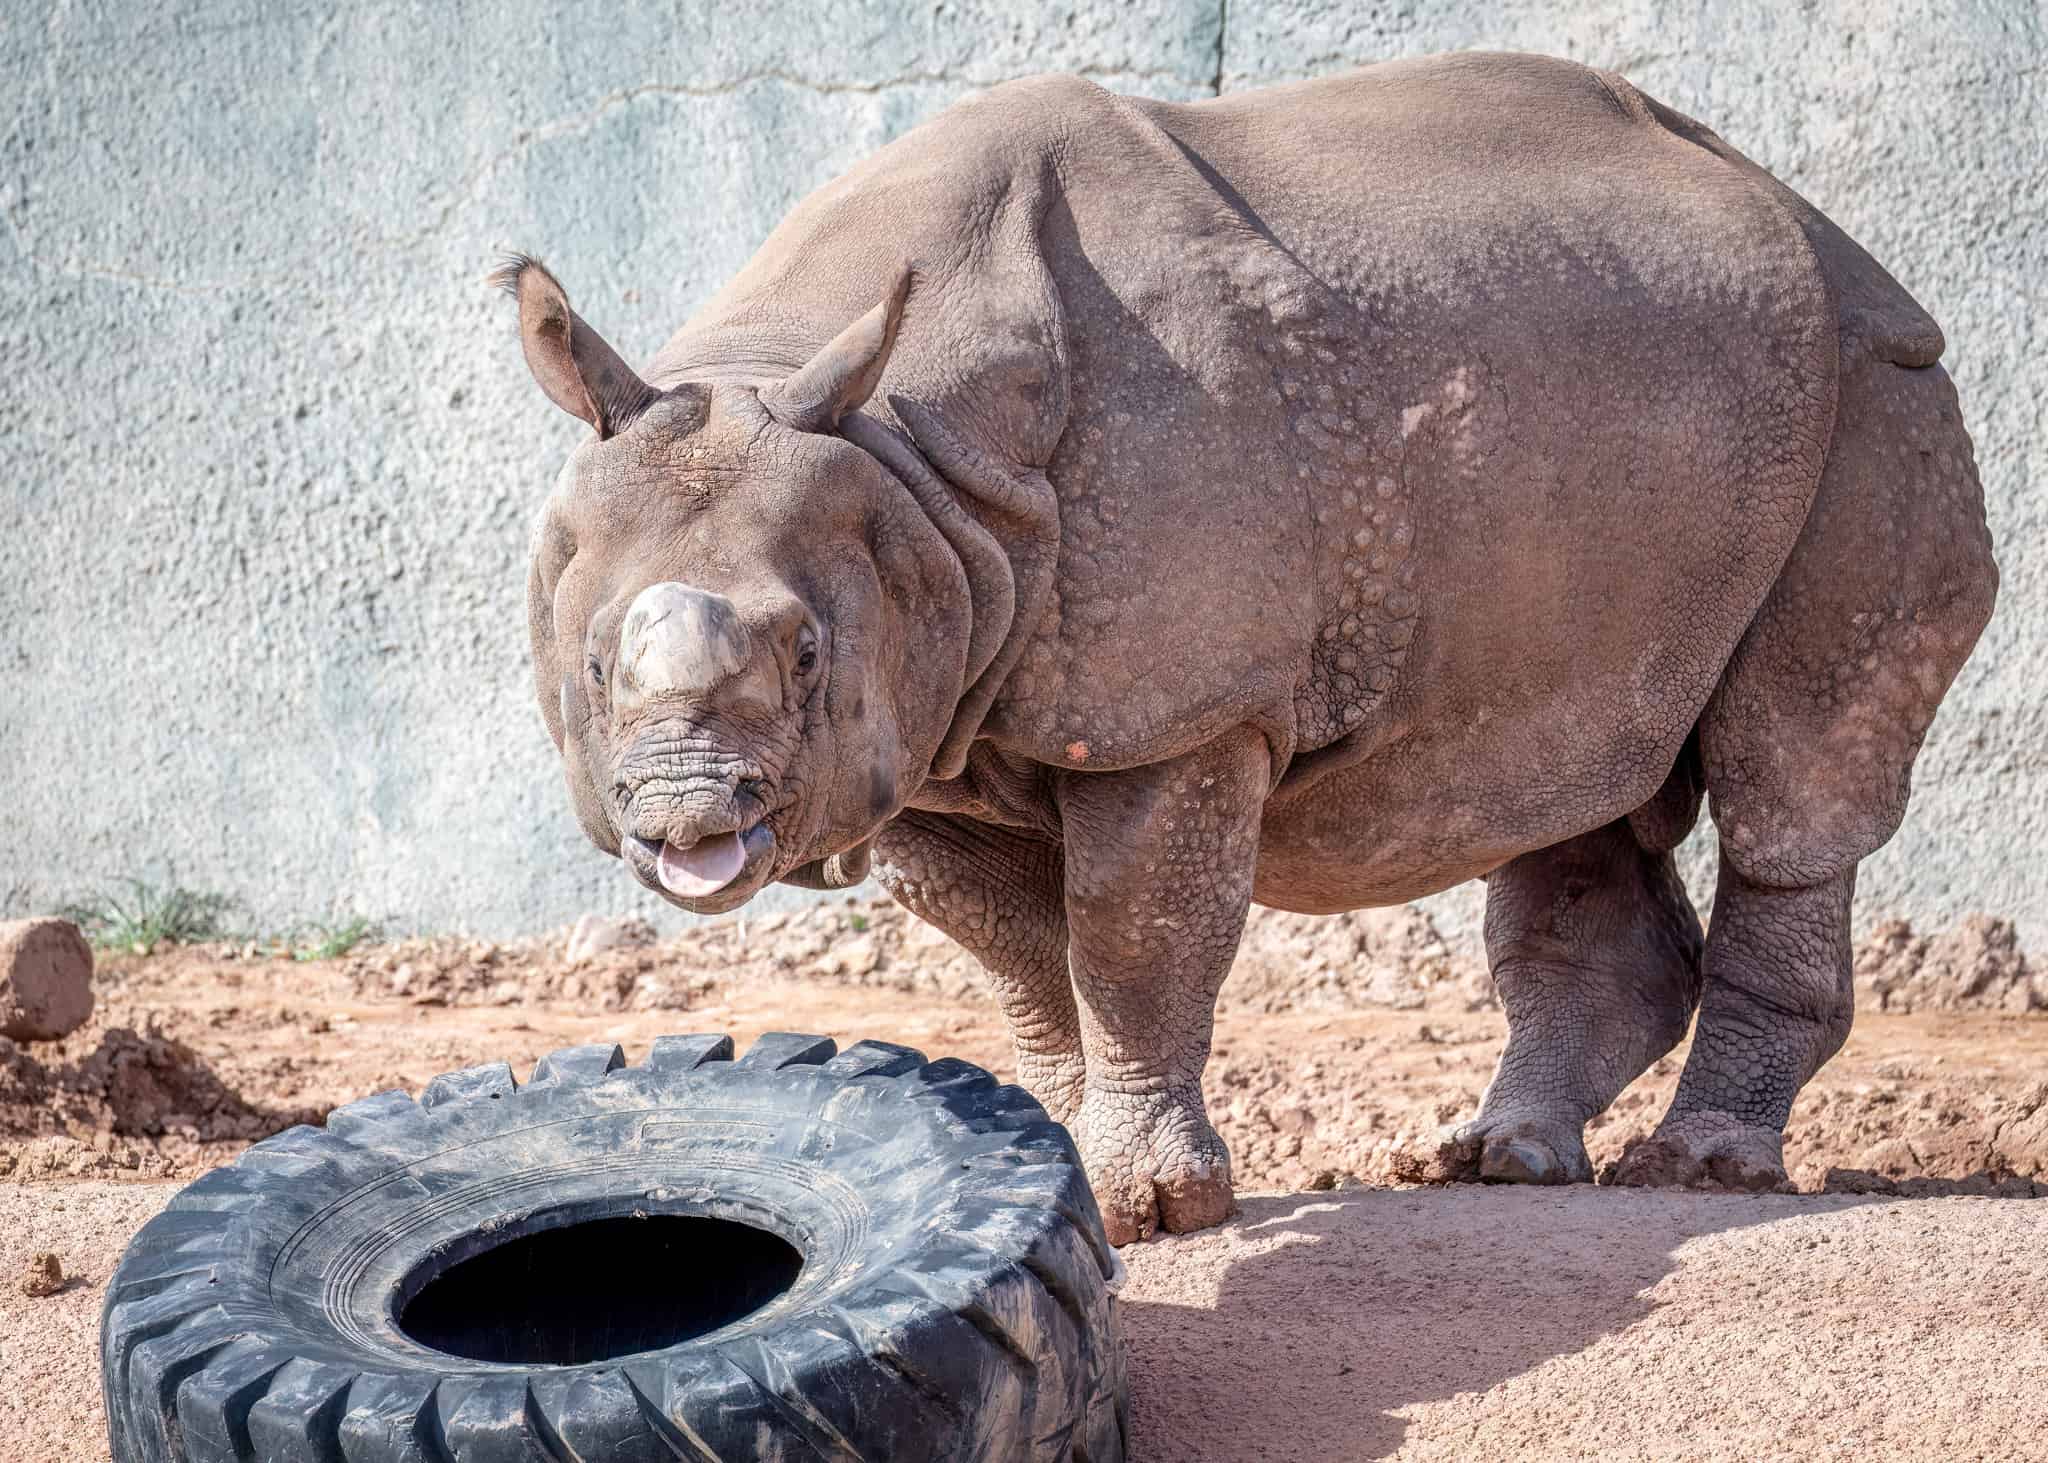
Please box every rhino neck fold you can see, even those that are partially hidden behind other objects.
[840,408,1060,785]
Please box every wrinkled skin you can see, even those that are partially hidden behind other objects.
[508,53,1998,1243]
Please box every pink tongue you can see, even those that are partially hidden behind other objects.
[656,831,748,897]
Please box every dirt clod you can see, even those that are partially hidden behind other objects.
[563,914,657,965]
[0,1013,326,1180]
[18,1250,62,1297]
[0,917,95,1041]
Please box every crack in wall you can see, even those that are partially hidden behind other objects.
[1212,0,1228,95]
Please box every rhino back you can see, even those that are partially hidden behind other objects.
[977,55,1846,823]
[656,59,1855,849]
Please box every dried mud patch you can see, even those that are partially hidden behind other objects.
[0,901,2039,1198]
[0,1010,325,1180]
[338,898,2042,1021]
[1855,914,2045,1013]
[337,896,1491,1015]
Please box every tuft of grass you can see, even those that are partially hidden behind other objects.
[291,916,381,963]
[60,879,239,953]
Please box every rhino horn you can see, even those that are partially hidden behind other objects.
[761,264,913,433]
[492,253,658,439]
[612,582,756,714]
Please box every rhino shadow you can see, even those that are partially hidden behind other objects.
[1114,1185,1896,1460]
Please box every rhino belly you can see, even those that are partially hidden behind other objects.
[1251,693,1704,914]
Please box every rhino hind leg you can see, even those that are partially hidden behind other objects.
[871,811,1086,1122]
[1613,864,1856,1190]
[1451,814,1705,1185]
[1614,356,1997,1191]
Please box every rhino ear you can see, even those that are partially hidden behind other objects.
[492,254,657,439]
[761,265,913,433]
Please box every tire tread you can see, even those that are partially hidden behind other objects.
[104,1032,1124,1462]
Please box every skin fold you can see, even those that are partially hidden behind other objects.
[507,53,1997,1244]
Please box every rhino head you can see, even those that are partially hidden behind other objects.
[502,256,967,913]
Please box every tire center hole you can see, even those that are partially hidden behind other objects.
[398,1213,805,1366]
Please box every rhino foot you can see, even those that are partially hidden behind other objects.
[1607,1110,1795,1192]
[1450,1111,1594,1185]
[1071,1085,1235,1246]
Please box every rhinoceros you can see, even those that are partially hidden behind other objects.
[503,52,1996,1243]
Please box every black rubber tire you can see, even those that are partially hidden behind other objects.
[101,1032,1127,1462]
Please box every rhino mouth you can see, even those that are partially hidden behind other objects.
[623,820,778,913]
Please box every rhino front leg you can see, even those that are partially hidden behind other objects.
[1456,818,1704,1184]
[1056,729,1267,1245]
[871,811,1085,1121]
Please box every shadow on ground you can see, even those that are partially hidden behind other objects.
[1118,1185,1901,1460]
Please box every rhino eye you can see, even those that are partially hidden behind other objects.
[587,654,605,688]
[795,647,817,676]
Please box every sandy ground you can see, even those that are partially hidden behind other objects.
[1121,1187,2048,1460]
[8,1183,2046,1460]
[4,896,2045,1458]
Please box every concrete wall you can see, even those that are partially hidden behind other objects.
[3,1,2041,945]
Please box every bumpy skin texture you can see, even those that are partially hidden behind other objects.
[872,804,1085,1122]
[510,54,1998,1239]
[1055,730,1270,1243]
[1450,816,1706,1186]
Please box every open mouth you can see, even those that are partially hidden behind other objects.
[656,830,747,897]
[625,820,777,908]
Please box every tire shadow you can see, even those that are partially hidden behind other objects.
[1115,1185,1890,1461]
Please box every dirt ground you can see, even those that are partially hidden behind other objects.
[3,895,2045,1458]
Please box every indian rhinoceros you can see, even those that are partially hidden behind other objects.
[502,52,1997,1243]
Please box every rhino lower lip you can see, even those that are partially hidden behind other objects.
[655,830,747,896]
[626,822,775,905]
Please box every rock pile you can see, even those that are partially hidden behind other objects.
[1854,915,2044,1013]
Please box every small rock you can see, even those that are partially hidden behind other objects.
[564,914,656,964]
[840,935,880,976]
[1376,1127,1482,1185]
[1269,1103,1318,1137]
[1305,1168,1341,1191]
[20,1251,63,1298]
[1852,1136,1919,1177]
[0,917,95,1041]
